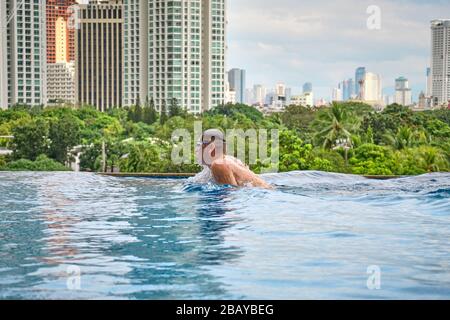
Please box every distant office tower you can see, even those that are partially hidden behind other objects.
[228,68,246,104]
[341,78,354,101]
[426,67,432,97]
[75,0,123,111]
[0,1,7,109]
[355,67,366,98]
[245,88,253,105]
[285,87,292,105]
[224,81,236,104]
[394,76,412,106]
[303,82,312,93]
[430,19,450,107]
[275,82,286,97]
[46,0,77,64]
[340,79,355,101]
[253,84,266,106]
[332,87,342,102]
[363,72,382,102]
[124,0,226,113]
[274,82,286,106]
[1,0,47,108]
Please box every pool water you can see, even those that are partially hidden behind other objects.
[0,171,449,299]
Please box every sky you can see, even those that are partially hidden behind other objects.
[227,0,450,102]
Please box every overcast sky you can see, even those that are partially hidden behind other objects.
[227,0,450,101]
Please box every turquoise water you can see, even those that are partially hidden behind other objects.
[0,171,449,299]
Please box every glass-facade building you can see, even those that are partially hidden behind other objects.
[355,67,366,99]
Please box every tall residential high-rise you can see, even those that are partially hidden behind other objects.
[0,1,8,109]
[363,72,382,102]
[47,1,77,105]
[124,0,227,113]
[253,84,266,106]
[46,0,77,64]
[2,0,47,108]
[303,82,312,93]
[355,67,366,98]
[394,76,412,106]
[123,0,148,106]
[430,19,450,107]
[75,0,123,111]
[228,68,246,104]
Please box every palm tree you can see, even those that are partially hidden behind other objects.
[312,103,358,149]
[419,147,445,172]
[383,126,416,150]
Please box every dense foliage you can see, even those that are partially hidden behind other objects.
[0,102,449,175]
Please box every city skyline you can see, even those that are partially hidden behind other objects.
[1,1,449,110]
[227,0,450,102]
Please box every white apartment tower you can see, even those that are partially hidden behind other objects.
[0,1,8,109]
[123,0,148,106]
[123,0,226,113]
[430,19,450,107]
[1,0,47,108]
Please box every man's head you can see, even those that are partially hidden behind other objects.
[198,129,227,166]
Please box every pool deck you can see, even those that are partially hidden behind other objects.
[98,172,403,180]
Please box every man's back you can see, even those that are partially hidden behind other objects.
[211,156,271,189]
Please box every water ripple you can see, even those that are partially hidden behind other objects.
[0,171,450,299]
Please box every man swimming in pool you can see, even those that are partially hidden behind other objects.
[197,129,271,189]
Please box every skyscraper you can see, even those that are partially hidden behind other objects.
[285,87,292,105]
[342,78,354,101]
[75,0,123,111]
[430,19,450,107]
[228,68,246,104]
[124,0,226,113]
[123,0,148,106]
[47,0,77,105]
[0,1,8,109]
[363,72,382,102]
[355,67,366,99]
[394,76,412,106]
[332,87,342,102]
[303,82,312,93]
[46,0,77,64]
[253,84,266,106]
[2,0,47,108]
